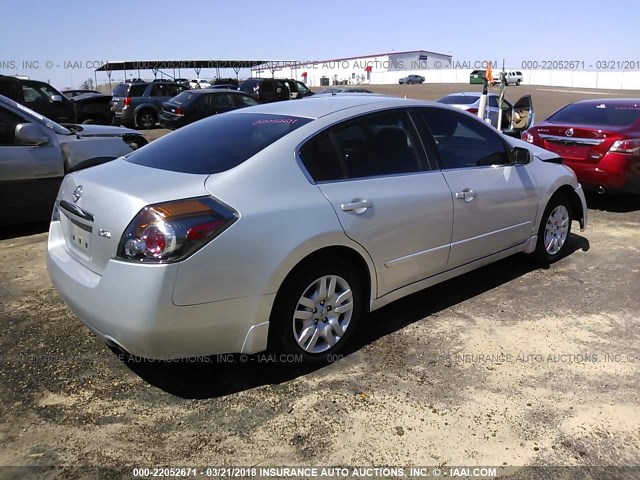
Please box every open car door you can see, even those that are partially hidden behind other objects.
[510,94,534,136]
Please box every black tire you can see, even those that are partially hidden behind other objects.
[534,194,573,263]
[81,118,96,125]
[516,79,521,86]
[269,257,364,363]
[136,110,157,130]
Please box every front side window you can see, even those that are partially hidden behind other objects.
[300,110,424,182]
[417,108,510,169]
[22,83,58,105]
[0,106,25,145]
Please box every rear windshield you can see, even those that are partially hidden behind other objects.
[438,95,477,105]
[170,91,195,105]
[126,113,312,174]
[549,102,640,127]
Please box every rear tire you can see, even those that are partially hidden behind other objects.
[136,110,157,130]
[534,194,573,263]
[269,257,363,363]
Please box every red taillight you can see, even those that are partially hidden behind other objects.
[609,138,640,155]
[175,106,185,116]
[118,197,237,263]
[186,220,227,241]
[142,225,168,258]
[522,131,535,143]
[466,108,478,115]
[123,97,131,106]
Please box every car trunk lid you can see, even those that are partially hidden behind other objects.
[56,159,210,275]
[534,124,623,163]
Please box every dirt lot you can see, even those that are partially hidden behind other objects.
[1,84,640,479]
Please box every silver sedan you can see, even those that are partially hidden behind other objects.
[47,96,587,362]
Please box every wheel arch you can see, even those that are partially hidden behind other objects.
[553,184,585,229]
[271,244,376,316]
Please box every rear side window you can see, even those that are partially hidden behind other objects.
[128,84,147,97]
[239,79,258,92]
[171,91,195,105]
[548,102,640,127]
[300,110,424,182]
[112,84,129,96]
[127,113,311,174]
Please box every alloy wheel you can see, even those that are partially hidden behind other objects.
[544,205,570,255]
[292,275,354,354]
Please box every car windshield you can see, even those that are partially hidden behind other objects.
[0,96,70,134]
[126,113,312,174]
[548,102,640,127]
[438,95,478,105]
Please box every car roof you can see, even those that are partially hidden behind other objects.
[182,89,245,96]
[566,98,640,106]
[229,95,439,120]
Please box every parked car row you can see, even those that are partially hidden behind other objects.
[0,75,114,125]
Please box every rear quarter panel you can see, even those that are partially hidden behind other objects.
[172,125,378,306]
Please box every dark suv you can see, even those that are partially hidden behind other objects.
[111,82,186,129]
[238,78,293,103]
[0,75,113,125]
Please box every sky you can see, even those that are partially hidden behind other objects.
[1,0,638,89]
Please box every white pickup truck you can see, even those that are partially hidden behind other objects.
[492,71,524,86]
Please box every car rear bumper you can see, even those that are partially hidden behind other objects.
[47,221,274,359]
[159,114,186,129]
[564,153,640,193]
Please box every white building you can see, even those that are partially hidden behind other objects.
[251,50,453,87]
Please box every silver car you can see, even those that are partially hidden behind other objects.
[437,92,534,138]
[47,96,587,362]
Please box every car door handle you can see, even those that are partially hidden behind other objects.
[340,199,372,213]
[455,189,476,202]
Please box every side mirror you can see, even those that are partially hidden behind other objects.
[512,146,532,165]
[51,94,63,103]
[15,123,49,146]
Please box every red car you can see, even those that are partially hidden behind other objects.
[523,99,640,194]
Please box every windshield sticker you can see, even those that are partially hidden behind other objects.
[596,103,606,109]
[252,118,298,126]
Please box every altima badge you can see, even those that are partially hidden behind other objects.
[72,185,83,203]
[98,229,111,239]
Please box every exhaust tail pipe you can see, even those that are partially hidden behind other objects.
[596,186,606,195]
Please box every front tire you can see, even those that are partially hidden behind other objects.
[534,194,573,263]
[269,258,363,363]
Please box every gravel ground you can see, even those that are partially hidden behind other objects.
[1,84,639,479]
